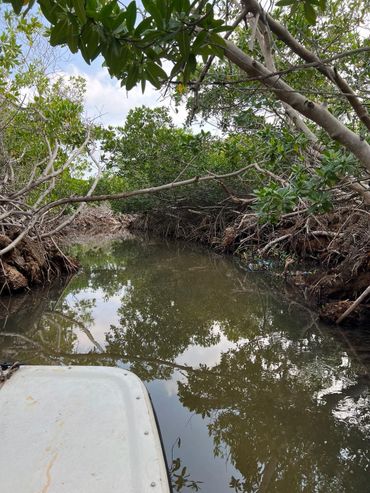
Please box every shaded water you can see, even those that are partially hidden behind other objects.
[0,237,369,492]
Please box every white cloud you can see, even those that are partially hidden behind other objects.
[62,63,188,128]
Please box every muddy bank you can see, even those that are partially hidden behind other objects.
[130,207,370,328]
[58,205,137,245]
[0,207,136,295]
[0,231,78,294]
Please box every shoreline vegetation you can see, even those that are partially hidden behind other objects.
[1,205,369,330]
[129,205,370,328]
[1,2,370,330]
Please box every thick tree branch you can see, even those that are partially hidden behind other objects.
[241,0,370,132]
[222,39,370,175]
[33,164,256,217]
[250,14,318,143]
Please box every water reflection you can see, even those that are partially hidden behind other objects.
[0,238,369,493]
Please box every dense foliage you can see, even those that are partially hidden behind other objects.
[98,106,240,211]
[4,0,370,217]
[1,0,370,233]
[5,0,328,86]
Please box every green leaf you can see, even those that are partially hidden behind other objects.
[126,1,137,32]
[38,0,64,24]
[211,25,234,34]
[66,24,79,53]
[100,0,117,18]
[197,44,214,61]
[182,58,194,82]
[170,59,185,77]
[135,17,152,36]
[176,29,190,60]
[145,68,161,88]
[111,11,127,32]
[209,32,226,48]
[304,1,317,24]
[146,61,167,80]
[9,0,24,15]
[187,53,196,73]
[72,0,87,24]
[276,0,295,6]
[94,0,119,26]
[141,0,163,28]
[173,0,190,14]
[103,39,130,75]
[86,0,97,10]
[207,32,226,58]
[192,30,207,52]
[80,22,101,61]
[156,0,168,20]
[86,1,101,20]
[126,64,139,90]
[50,18,69,46]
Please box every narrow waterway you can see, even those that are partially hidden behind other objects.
[0,237,369,492]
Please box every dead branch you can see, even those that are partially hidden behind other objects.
[32,163,257,216]
[40,149,102,238]
[0,163,255,256]
[336,285,370,324]
[259,234,292,255]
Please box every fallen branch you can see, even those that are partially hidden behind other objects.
[0,163,255,256]
[34,164,256,217]
[259,234,291,254]
[336,284,370,324]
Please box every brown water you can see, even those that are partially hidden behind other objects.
[0,237,369,492]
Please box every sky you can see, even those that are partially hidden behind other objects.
[6,2,218,132]
[60,54,191,128]
[33,0,187,128]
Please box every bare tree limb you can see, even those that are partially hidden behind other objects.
[32,163,257,218]
[40,150,103,238]
[11,129,90,199]
[241,0,370,132]
[336,285,370,324]
[222,39,370,174]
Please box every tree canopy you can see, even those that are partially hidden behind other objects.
[5,0,370,203]
[1,0,370,303]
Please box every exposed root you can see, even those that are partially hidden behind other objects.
[57,205,137,245]
[0,231,78,295]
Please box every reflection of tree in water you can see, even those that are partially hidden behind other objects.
[67,239,143,299]
[104,242,314,381]
[178,332,370,493]
[0,279,79,364]
[0,239,369,492]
